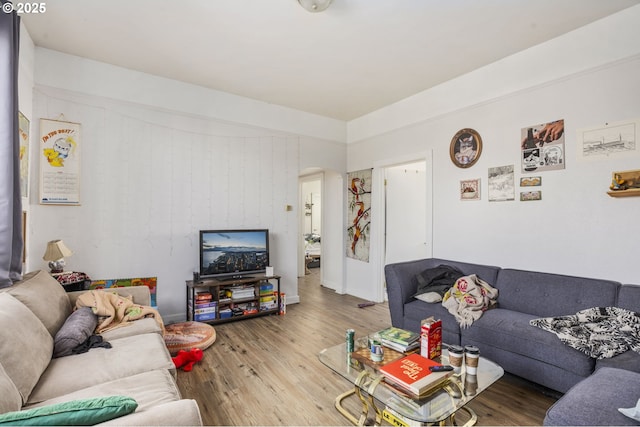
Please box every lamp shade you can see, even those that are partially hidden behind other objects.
[43,240,73,261]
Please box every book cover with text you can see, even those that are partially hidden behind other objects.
[379,353,452,396]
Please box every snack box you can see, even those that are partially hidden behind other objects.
[420,317,442,360]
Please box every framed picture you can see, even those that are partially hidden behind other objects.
[19,112,29,198]
[576,118,638,161]
[520,191,542,201]
[450,128,482,168]
[460,179,480,200]
[488,165,515,202]
[520,176,541,187]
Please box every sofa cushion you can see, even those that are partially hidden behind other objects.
[463,308,595,377]
[53,307,98,358]
[0,293,53,404]
[25,370,181,412]
[5,270,72,337]
[99,317,162,341]
[0,395,137,426]
[495,269,620,317]
[0,363,22,414]
[27,333,175,404]
[544,367,640,426]
[595,349,640,374]
[618,284,640,312]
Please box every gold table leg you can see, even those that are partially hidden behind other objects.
[334,371,384,426]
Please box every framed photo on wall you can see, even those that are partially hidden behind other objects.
[460,179,480,200]
[450,128,482,168]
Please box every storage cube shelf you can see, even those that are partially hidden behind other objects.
[186,275,281,325]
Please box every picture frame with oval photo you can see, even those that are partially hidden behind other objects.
[450,128,482,168]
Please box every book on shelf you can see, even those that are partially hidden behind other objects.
[379,353,453,397]
[378,326,420,346]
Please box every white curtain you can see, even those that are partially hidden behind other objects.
[0,2,23,287]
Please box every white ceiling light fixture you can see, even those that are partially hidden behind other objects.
[298,0,333,13]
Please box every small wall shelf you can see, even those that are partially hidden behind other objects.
[607,169,640,198]
[607,188,640,198]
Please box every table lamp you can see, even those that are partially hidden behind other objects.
[43,240,73,274]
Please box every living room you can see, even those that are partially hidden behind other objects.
[2,2,640,424]
[11,2,640,321]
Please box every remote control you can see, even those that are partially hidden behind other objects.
[429,365,454,372]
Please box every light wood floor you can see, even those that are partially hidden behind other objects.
[176,269,557,426]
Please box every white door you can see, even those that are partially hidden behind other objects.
[385,161,429,265]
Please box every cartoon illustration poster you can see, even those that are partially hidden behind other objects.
[346,168,372,262]
[39,119,81,205]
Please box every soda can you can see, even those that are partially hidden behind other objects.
[370,334,384,362]
[346,329,355,353]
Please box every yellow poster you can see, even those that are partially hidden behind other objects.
[39,119,81,205]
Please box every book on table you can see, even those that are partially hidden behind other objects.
[378,326,420,346]
[380,338,420,353]
[378,326,420,352]
[379,353,453,397]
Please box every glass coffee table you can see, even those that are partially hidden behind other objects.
[318,336,503,426]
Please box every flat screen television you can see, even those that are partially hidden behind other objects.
[199,229,269,280]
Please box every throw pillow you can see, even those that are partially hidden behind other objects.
[0,396,137,426]
[415,292,442,303]
[53,307,97,358]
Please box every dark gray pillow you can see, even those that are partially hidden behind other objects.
[53,307,97,358]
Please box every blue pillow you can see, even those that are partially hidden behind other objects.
[0,396,137,426]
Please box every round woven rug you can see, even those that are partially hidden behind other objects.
[164,321,216,356]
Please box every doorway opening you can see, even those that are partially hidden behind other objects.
[372,153,433,302]
[301,176,322,279]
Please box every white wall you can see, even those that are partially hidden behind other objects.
[26,50,347,323]
[346,18,640,300]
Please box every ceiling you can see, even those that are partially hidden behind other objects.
[21,0,640,121]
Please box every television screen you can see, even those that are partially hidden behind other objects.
[199,229,269,279]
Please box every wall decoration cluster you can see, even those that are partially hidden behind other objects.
[39,119,81,205]
[346,168,372,262]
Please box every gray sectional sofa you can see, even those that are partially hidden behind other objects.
[385,258,640,425]
[0,270,202,425]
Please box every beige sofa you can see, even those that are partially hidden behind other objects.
[0,270,202,426]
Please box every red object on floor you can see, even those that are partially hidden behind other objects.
[172,348,203,371]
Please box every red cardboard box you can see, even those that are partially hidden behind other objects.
[420,317,442,360]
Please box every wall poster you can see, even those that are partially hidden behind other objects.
[346,168,372,262]
[19,112,30,198]
[576,118,637,161]
[521,119,565,173]
[39,119,81,205]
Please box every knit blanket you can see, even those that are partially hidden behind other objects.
[441,274,498,328]
[530,307,640,359]
[76,290,165,335]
